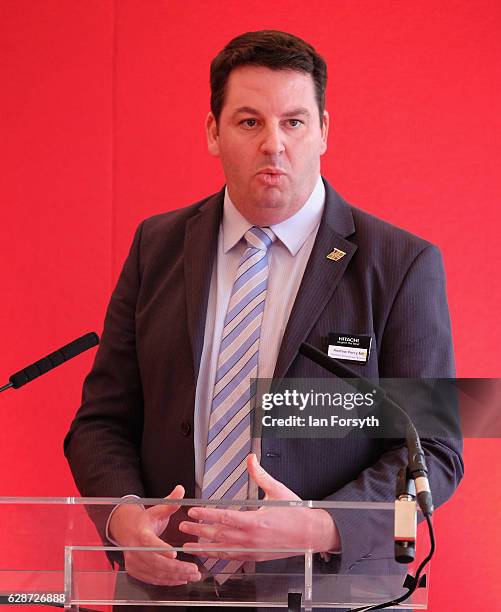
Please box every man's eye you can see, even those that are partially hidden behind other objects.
[240,119,258,128]
[287,119,303,128]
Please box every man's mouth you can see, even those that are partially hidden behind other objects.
[256,168,287,185]
[257,168,286,176]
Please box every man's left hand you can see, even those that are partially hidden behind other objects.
[179,454,340,561]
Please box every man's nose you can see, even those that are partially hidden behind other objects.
[259,125,285,155]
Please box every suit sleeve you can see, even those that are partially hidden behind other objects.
[326,244,464,574]
[64,221,146,502]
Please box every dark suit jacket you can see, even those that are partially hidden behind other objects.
[64,179,463,581]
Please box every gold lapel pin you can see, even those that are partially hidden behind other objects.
[326,248,346,261]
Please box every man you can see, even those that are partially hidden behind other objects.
[64,30,463,605]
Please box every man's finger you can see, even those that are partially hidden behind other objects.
[126,565,198,587]
[183,541,242,560]
[167,484,186,500]
[147,484,185,520]
[127,570,190,587]
[179,519,244,543]
[130,552,201,575]
[246,454,300,501]
[134,525,180,558]
[186,506,254,528]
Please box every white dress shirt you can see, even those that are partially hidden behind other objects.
[194,176,326,492]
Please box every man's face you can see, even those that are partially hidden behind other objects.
[206,66,329,226]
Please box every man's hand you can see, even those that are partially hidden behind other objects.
[108,485,202,586]
[179,455,340,562]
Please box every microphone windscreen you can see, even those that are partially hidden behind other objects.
[9,332,99,388]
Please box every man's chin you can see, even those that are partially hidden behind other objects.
[243,199,297,226]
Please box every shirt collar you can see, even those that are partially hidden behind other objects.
[222,175,325,256]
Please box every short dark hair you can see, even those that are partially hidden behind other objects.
[210,30,327,126]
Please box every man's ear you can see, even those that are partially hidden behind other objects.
[320,110,329,156]
[206,112,220,157]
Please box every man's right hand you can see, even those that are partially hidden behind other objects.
[108,485,202,586]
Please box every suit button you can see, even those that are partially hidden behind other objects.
[180,421,192,436]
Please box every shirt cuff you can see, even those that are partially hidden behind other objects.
[320,548,341,562]
[105,494,145,545]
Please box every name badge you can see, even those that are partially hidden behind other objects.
[328,332,372,364]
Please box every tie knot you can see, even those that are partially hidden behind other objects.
[244,226,275,251]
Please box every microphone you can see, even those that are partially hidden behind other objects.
[298,342,434,518]
[394,468,417,564]
[1,332,99,392]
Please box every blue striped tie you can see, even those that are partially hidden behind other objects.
[201,226,275,576]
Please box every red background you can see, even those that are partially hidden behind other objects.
[1,1,500,609]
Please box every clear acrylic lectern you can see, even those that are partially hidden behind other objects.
[0,497,429,609]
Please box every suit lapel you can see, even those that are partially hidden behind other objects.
[273,181,358,379]
[184,190,224,378]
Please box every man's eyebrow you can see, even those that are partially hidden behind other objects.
[282,108,311,118]
[233,106,261,116]
[232,106,311,117]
